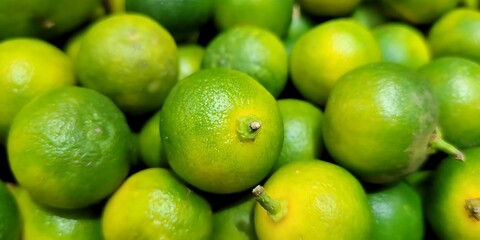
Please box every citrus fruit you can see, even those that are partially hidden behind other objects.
[203,26,288,98]
[0,38,75,144]
[253,160,372,239]
[102,168,213,240]
[10,185,103,240]
[418,57,480,149]
[350,2,387,28]
[160,68,284,194]
[426,147,480,239]
[126,0,213,42]
[322,62,463,184]
[64,29,86,62]
[272,98,323,173]
[0,182,21,240]
[373,22,431,69]
[7,86,133,209]
[211,197,257,240]
[379,0,460,24]
[213,0,293,37]
[283,4,315,55]
[138,110,168,168]
[178,44,205,81]
[428,8,480,63]
[0,0,100,40]
[290,18,381,106]
[75,13,178,115]
[368,181,424,240]
[106,0,125,13]
[296,0,361,17]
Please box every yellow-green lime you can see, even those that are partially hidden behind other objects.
[368,181,424,240]
[203,26,288,98]
[379,0,460,24]
[323,62,463,184]
[290,18,381,106]
[426,147,480,239]
[160,68,284,194]
[253,160,372,239]
[7,86,133,209]
[102,168,213,240]
[0,182,21,240]
[138,110,167,168]
[213,0,294,37]
[0,38,75,144]
[0,0,100,40]
[418,57,480,149]
[428,8,480,63]
[76,13,178,115]
[178,44,205,81]
[373,22,431,69]
[297,0,361,17]
[272,98,323,173]
[212,197,257,240]
[10,185,102,240]
[126,0,213,42]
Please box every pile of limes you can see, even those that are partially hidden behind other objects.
[0,0,479,239]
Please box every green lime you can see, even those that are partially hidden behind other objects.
[212,197,257,240]
[178,44,205,81]
[297,0,361,17]
[379,0,460,24]
[0,182,21,240]
[138,110,167,168]
[7,86,133,209]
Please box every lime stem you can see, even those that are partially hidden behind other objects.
[430,127,465,161]
[465,198,480,220]
[249,121,261,131]
[252,185,287,222]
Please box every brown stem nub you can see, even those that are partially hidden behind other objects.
[252,185,287,222]
[466,198,480,220]
[249,121,261,131]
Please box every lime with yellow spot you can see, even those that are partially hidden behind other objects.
[0,38,75,144]
[102,168,213,240]
[253,160,372,239]
[160,68,284,194]
[426,147,480,239]
[290,18,381,106]
[7,86,133,209]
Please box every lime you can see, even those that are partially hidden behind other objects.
[418,57,480,149]
[0,38,75,143]
[297,0,361,17]
[10,185,102,240]
[426,147,480,239]
[351,2,387,28]
[368,181,424,240]
[253,160,372,239]
[283,4,315,55]
[272,99,323,173]
[102,168,213,239]
[178,44,205,81]
[373,22,431,69]
[290,18,381,106]
[138,110,168,168]
[212,197,257,240]
[7,86,133,209]
[203,26,288,98]
[126,0,213,42]
[323,62,462,183]
[76,13,178,115]
[213,0,293,37]
[379,0,460,24]
[0,182,21,240]
[428,8,480,63]
[160,68,283,194]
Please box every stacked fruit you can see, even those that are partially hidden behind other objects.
[0,0,479,239]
